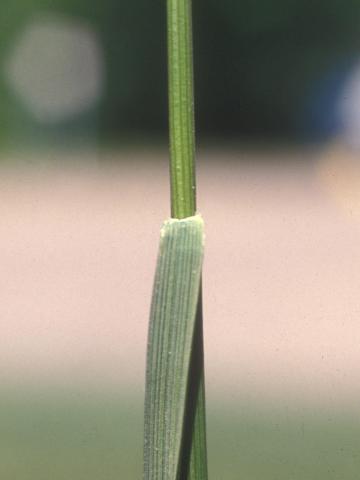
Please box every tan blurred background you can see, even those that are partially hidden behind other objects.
[2,143,360,479]
[2,145,360,407]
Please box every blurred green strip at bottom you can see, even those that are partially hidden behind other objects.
[143,214,205,480]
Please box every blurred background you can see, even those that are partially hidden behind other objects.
[2,1,360,479]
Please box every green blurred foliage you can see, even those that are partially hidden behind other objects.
[1,389,360,479]
[1,0,360,146]
[194,0,360,137]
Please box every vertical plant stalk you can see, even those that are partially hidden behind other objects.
[143,1,207,479]
[168,0,196,219]
[167,0,208,478]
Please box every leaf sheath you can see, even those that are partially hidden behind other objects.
[144,215,204,480]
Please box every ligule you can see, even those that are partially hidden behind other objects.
[144,214,205,480]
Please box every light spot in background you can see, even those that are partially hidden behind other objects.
[4,14,104,124]
[316,61,360,218]
[318,142,360,218]
[339,60,360,149]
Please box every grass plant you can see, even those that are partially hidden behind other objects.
[143,0,208,478]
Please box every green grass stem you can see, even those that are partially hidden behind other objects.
[168,0,196,219]
[144,2,208,478]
